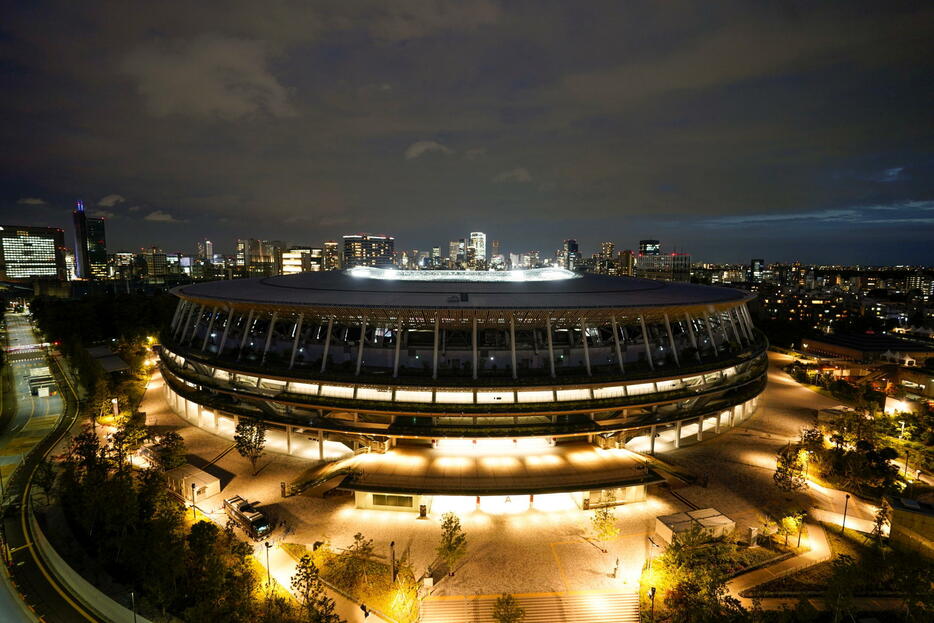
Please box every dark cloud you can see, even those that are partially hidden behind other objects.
[1,0,932,263]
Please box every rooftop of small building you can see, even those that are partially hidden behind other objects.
[805,332,934,353]
[173,268,750,311]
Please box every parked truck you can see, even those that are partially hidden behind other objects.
[223,495,272,541]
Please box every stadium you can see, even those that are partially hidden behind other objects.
[159,267,767,514]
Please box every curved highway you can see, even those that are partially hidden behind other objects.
[1,311,96,622]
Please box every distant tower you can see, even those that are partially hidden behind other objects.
[72,200,108,279]
[562,239,580,270]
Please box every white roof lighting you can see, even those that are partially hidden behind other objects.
[348,267,580,282]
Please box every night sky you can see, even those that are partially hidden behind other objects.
[2,1,932,264]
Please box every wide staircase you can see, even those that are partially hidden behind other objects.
[420,591,640,623]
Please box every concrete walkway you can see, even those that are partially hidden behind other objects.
[726,521,831,605]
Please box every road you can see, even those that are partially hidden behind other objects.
[0,312,94,622]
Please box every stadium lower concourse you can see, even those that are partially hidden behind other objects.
[159,267,767,513]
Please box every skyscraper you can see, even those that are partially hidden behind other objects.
[639,239,660,256]
[72,200,107,279]
[323,240,340,270]
[469,232,487,266]
[750,258,764,283]
[197,238,214,259]
[0,225,67,280]
[562,239,580,270]
[342,233,395,267]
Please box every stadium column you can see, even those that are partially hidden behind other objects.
[432,315,440,380]
[580,318,591,376]
[639,314,654,370]
[201,307,218,352]
[703,312,719,355]
[217,307,234,356]
[318,430,325,460]
[289,313,304,369]
[727,307,744,346]
[683,312,701,362]
[355,314,368,375]
[545,316,556,378]
[697,416,704,441]
[510,315,518,380]
[649,424,657,455]
[174,301,192,338]
[739,306,755,342]
[320,317,334,373]
[170,300,185,331]
[715,411,721,434]
[674,419,682,448]
[261,311,278,365]
[472,316,478,380]
[238,309,255,361]
[187,304,204,344]
[611,315,625,374]
[663,313,680,367]
[393,317,403,378]
[717,311,730,345]
[286,425,292,455]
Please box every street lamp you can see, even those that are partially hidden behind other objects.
[390,540,396,582]
[130,590,138,623]
[648,587,656,623]
[841,494,850,534]
[191,483,197,520]
[265,541,273,589]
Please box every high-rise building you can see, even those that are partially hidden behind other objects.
[750,259,764,283]
[197,239,214,259]
[636,253,691,282]
[448,239,466,268]
[281,247,324,274]
[562,239,580,270]
[0,225,67,280]
[619,250,635,277]
[142,247,168,277]
[491,240,501,259]
[323,241,340,270]
[639,239,660,256]
[72,200,107,279]
[430,246,442,268]
[469,232,487,267]
[342,234,395,268]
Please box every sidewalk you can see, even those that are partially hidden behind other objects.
[726,521,831,605]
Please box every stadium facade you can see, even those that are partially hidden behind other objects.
[159,267,767,513]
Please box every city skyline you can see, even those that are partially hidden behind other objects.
[2,2,932,264]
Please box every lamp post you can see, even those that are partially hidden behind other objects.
[130,590,138,623]
[112,397,119,419]
[390,540,396,582]
[841,494,850,534]
[648,587,656,623]
[265,541,273,589]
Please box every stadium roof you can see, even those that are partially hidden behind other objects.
[173,269,749,312]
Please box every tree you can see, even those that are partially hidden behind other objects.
[151,431,187,471]
[773,443,807,492]
[493,593,525,623]
[234,417,267,475]
[869,502,890,549]
[33,458,57,505]
[779,514,804,547]
[436,512,468,576]
[591,506,619,552]
[824,554,858,623]
[291,554,340,623]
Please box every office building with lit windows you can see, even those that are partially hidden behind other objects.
[0,225,67,280]
[342,234,394,268]
[160,267,765,513]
